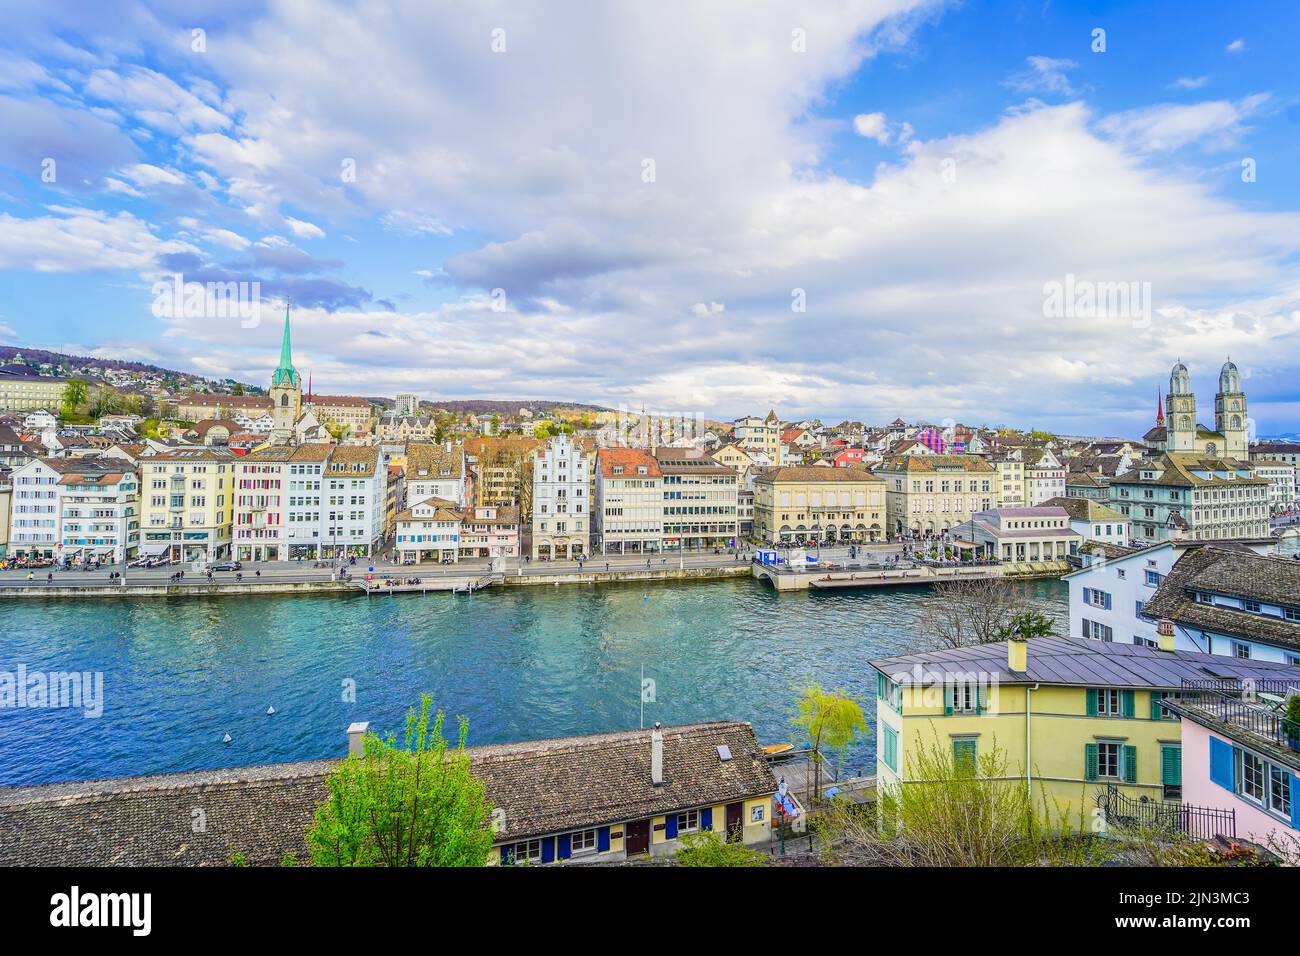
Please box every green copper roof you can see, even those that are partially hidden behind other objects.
[271,305,300,389]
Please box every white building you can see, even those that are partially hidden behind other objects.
[1251,462,1296,515]
[7,458,64,558]
[405,442,466,507]
[319,447,387,558]
[395,497,462,564]
[57,463,139,565]
[594,447,663,555]
[531,434,591,560]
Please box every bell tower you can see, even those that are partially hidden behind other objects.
[1166,360,1196,453]
[1215,358,1248,459]
[269,304,301,444]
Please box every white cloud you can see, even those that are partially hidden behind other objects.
[284,216,326,240]
[381,210,452,237]
[1226,39,1245,53]
[1169,76,1210,91]
[0,206,197,272]
[1097,94,1269,153]
[121,162,187,187]
[84,66,232,135]
[853,112,890,143]
[1004,56,1079,96]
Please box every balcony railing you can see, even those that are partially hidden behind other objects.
[1173,679,1300,752]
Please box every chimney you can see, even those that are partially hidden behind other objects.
[1007,636,1028,674]
[650,722,664,786]
[347,721,369,757]
[1157,619,1176,652]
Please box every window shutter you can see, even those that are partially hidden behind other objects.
[1086,688,1098,717]
[1082,587,1091,605]
[1104,592,1112,610]
[1161,746,1181,787]
[1082,617,1092,639]
[943,685,954,716]
[665,814,679,839]
[1150,691,1164,721]
[1123,745,1137,784]
[597,826,611,852]
[541,837,555,864]
[1121,690,1135,719]
[700,807,713,832]
[1085,744,1098,781]
[500,846,511,866]
[557,834,571,860]
[1292,776,1300,831]
[976,683,986,714]
[1208,737,1234,791]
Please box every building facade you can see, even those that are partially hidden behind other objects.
[595,447,663,555]
[531,435,591,560]
[752,466,886,544]
[139,448,237,563]
[1109,454,1270,544]
[876,454,996,537]
[655,450,738,551]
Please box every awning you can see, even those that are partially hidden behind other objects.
[140,542,171,557]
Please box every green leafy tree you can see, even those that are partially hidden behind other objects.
[61,378,89,418]
[674,830,766,867]
[791,683,866,801]
[997,610,1056,642]
[306,694,494,867]
[231,382,245,395]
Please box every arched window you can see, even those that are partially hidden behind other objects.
[280,393,289,407]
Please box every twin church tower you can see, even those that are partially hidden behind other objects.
[1152,359,1249,460]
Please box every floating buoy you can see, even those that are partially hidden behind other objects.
[266,706,276,716]
[223,734,232,744]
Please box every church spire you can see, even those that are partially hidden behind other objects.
[271,303,300,389]
[1156,386,1164,427]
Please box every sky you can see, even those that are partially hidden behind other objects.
[1,0,1299,437]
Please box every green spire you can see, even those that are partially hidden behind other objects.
[271,303,300,389]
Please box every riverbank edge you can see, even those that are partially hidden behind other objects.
[0,564,754,599]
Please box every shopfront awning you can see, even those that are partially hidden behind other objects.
[140,541,171,557]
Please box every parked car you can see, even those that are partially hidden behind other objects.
[205,561,243,572]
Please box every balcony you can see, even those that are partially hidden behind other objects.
[1168,680,1300,755]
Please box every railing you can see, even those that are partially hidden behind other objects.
[1176,679,1300,751]
[1096,784,1235,840]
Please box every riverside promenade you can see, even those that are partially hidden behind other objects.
[0,549,764,599]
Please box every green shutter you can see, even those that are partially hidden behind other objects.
[1121,690,1135,719]
[953,739,977,774]
[1123,745,1137,784]
[1086,688,1098,717]
[975,683,986,715]
[943,685,954,716]
[1150,691,1164,721]
[1085,743,1099,781]
[1161,745,1181,786]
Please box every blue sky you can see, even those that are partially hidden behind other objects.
[1,0,1298,437]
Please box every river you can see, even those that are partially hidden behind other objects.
[0,579,1067,786]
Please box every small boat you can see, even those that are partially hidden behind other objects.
[762,743,794,757]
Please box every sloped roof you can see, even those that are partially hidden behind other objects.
[870,635,1300,689]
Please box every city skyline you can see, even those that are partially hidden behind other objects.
[2,1,1299,435]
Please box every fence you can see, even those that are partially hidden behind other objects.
[1096,784,1235,841]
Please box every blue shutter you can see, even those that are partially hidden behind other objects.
[500,846,511,865]
[1209,737,1234,791]
[557,834,571,859]
[597,827,610,852]
[541,837,555,864]
[1104,592,1112,610]
[700,807,713,832]
[1292,777,1300,831]
[665,814,679,839]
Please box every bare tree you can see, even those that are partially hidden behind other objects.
[922,578,1043,650]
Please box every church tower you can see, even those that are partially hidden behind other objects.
[1166,360,1196,453]
[269,305,301,445]
[1215,358,1248,459]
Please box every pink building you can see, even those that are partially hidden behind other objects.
[1170,686,1300,846]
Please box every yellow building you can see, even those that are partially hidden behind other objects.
[990,455,1025,507]
[138,447,237,562]
[869,634,1300,829]
[0,368,69,411]
[874,454,996,537]
[752,465,886,544]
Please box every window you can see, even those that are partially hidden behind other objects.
[952,737,977,774]
[1097,742,1121,779]
[1239,751,1266,804]
[1145,570,1162,587]
[1232,641,1252,660]
[882,724,898,772]
[1269,766,1292,818]
[1161,745,1182,800]
[570,828,598,853]
[877,672,902,711]
[1097,688,1122,716]
[675,809,700,834]
[506,839,542,864]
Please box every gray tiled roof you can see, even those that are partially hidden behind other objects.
[870,635,1300,689]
